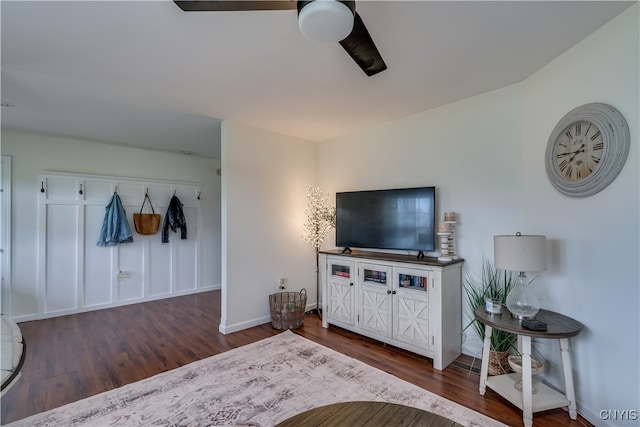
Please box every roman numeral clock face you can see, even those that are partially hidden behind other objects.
[552,121,603,181]
[545,103,630,197]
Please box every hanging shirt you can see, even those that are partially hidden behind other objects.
[97,193,134,246]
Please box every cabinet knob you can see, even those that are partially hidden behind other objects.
[387,290,392,294]
[392,290,397,295]
[350,282,354,286]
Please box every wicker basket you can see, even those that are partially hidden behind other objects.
[488,350,511,376]
[269,289,307,330]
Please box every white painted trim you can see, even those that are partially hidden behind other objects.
[218,302,316,334]
[10,287,217,323]
[0,156,12,316]
[219,315,272,335]
[40,170,201,188]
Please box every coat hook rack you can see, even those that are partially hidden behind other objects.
[197,192,201,200]
[40,182,45,193]
[79,184,83,195]
[114,186,118,194]
[173,190,176,196]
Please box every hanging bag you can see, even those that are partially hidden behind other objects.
[133,193,161,235]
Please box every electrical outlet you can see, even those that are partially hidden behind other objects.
[278,278,286,290]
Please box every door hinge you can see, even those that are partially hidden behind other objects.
[432,336,435,345]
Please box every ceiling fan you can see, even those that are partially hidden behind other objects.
[173,0,387,76]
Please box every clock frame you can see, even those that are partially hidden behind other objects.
[545,103,630,197]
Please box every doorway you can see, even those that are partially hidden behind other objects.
[1,155,12,314]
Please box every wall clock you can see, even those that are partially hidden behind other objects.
[545,103,630,197]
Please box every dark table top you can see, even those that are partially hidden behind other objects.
[320,249,464,267]
[474,306,583,339]
[276,401,463,427]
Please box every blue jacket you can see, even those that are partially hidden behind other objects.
[97,193,134,246]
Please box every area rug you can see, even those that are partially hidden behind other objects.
[6,331,506,427]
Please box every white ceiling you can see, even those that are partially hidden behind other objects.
[1,1,634,159]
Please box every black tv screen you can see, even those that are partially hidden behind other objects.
[336,187,436,252]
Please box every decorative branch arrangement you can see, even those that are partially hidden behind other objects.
[301,186,336,318]
[301,186,336,251]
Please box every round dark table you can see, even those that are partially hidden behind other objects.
[474,306,583,427]
[276,401,462,427]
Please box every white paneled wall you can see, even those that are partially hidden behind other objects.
[37,172,206,319]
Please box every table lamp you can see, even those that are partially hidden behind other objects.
[494,232,547,319]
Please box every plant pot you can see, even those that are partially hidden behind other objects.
[488,350,511,376]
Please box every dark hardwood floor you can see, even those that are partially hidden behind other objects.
[1,291,592,426]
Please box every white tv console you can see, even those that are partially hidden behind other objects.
[319,249,464,370]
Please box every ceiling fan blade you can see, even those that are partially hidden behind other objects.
[174,1,296,12]
[339,12,386,77]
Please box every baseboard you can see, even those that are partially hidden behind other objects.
[219,315,271,334]
[10,288,217,323]
[219,304,320,334]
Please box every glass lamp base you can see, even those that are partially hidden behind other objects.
[510,311,537,320]
[505,272,540,320]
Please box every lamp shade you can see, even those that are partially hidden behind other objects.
[494,234,547,272]
[298,0,355,43]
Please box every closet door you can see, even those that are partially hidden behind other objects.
[174,186,198,293]
[175,205,198,292]
[1,156,11,315]
[146,185,171,297]
[84,179,114,307]
[41,176,80,314]
[115,183,144,302]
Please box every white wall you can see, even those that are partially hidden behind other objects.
[318,83,525,263]
[521,6,639,425]
[317,5,638,425]
[317,83,527,364]
[220,121,318,333]
[318,84,527,349]
[1,129,221,318]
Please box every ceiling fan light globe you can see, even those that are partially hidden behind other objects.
[298,0,354,43]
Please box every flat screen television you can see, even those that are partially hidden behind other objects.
[335,187,436,253]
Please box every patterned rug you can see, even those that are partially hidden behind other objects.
[6,331,506,426]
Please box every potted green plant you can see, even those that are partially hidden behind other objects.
[464,259,517,375]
